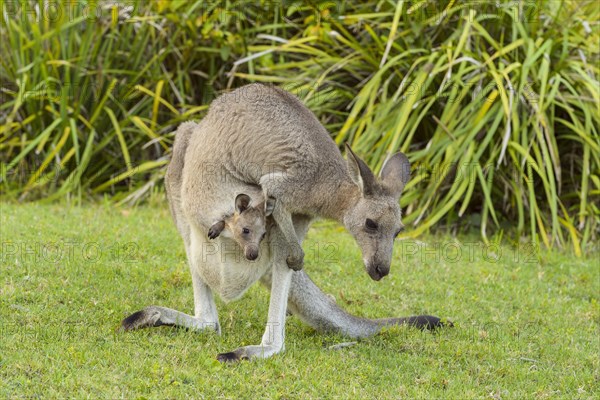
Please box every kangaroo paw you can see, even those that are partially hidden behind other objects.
[286,256,304,271]
[208,221,224,239]
[207,227,220,239]
[286,245,305,271]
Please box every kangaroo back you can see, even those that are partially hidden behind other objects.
[194,84,347,186]
[166,121,199,242]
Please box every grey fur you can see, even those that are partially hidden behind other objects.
[121,84,448,361]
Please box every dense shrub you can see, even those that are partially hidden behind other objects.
[1,0,598,253]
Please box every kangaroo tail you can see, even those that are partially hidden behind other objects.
[287,270,451,338]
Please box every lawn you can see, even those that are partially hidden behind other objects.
[1,202,598,399]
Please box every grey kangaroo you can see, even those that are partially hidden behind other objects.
[121,84,448,362]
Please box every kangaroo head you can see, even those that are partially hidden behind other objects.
[227,193,274,261]
[342,145,411,281]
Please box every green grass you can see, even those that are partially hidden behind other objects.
[1,202,598,398]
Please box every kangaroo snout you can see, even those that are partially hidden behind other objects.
[367,263,390,281]
[245,245,259,261]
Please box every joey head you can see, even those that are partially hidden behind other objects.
[208,193,274,261]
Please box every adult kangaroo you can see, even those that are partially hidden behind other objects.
[121,84,448,361]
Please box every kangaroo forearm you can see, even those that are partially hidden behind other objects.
[271,201,305,270]
[273,210,300,246]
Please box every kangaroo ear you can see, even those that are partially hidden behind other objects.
[235,193,251,213]
[264,197,275,217]
[346,144,376,196]
[380,152,411,197]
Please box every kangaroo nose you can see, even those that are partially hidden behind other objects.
[245,247,258,260]
[369,264,389,281]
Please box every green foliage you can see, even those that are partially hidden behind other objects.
[1,1,598,252]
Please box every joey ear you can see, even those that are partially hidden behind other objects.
[265,197,275,217]
[345,144,376,196]
[235,193,251,213]
[380,152,411,197]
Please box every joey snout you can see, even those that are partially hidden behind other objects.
[244,245,260,261]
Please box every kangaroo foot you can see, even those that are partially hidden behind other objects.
[216,343,282,363]
[120,305,221,333]
[216,350,249,363]
[120,306,164,331]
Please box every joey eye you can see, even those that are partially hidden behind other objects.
[261,232,266,240]
[365,219,378,230]
[242,228,250,234]
[394,226,405,238]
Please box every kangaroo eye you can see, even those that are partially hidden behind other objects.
[394,226,405,238]
[242,228,250,234]
[261,232,266,240]
[365,219,378,230]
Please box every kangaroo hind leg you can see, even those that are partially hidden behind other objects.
[120,243,220,334]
